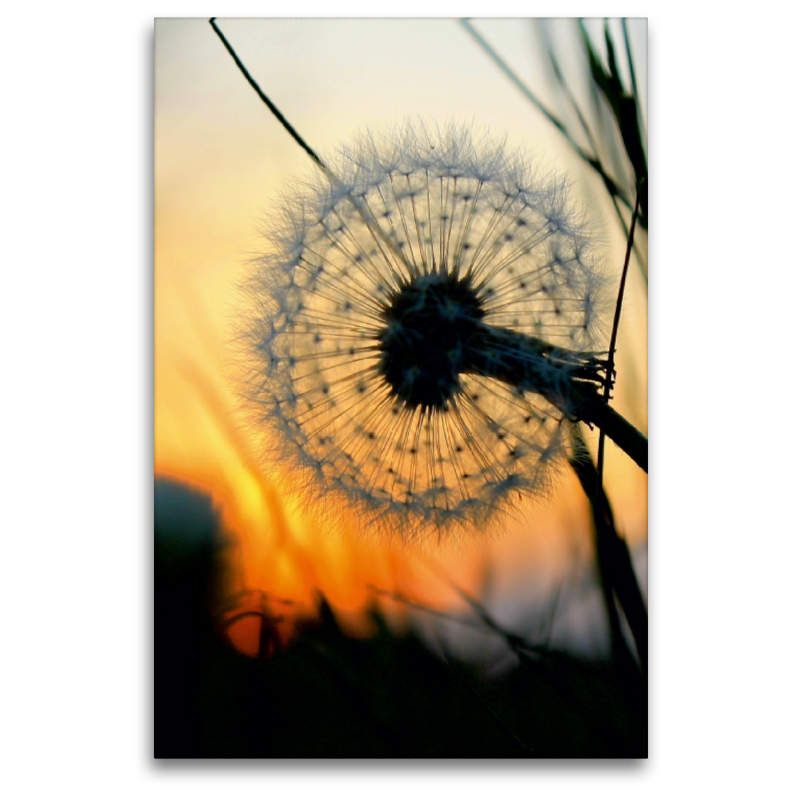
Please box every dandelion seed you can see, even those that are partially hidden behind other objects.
[242,122,613,539]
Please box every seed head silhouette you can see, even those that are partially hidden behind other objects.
[243,122,614,540]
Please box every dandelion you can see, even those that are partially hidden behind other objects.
[242,122,642,538]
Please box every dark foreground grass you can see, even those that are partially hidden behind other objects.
[155,478,646,759]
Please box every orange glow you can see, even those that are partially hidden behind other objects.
[154,18,648,657]
[155,319,495,651]
[155,320,643,656]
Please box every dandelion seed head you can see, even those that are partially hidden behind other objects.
[242,122,608,542]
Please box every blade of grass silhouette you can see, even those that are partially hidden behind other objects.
[570,427,647,674]
[367,585,493,634]
[401,553,573,659]
[209,18,326,170]
[210,18,425,276]
[471,19,648,286]
[579,19,648,229]
[538,21,602,164]
[366,584,537,756]
[582,179,647,672]
[433,576,621,752]
[438,579,633,747]
[575,429,625,660]
[601,20,648,188]
[622,18,645,136]
[307,594,407,753]
[536,20,648,283]
[446,579,552,658]
[598,179,645,485]
[436,645,534,756]
[217,589,297,658]
[460,18,635,219]
[539,18,648,285]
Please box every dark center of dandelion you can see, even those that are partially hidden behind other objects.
[378,273,485,410]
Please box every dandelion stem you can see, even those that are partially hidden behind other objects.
[465,325,648,472]
[579,396,648,473]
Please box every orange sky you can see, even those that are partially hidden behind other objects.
[154,18,647,654]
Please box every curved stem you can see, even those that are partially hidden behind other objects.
[465,324,648,473]
[209,18,326,170]
[576,394,648,473]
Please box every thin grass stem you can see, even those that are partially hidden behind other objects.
[598,179,645,486]
[460,18,634,218]
[209,18,326,170]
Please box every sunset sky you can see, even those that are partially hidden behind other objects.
[154,18,648,653]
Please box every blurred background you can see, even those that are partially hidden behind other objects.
[154,17,648,757]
